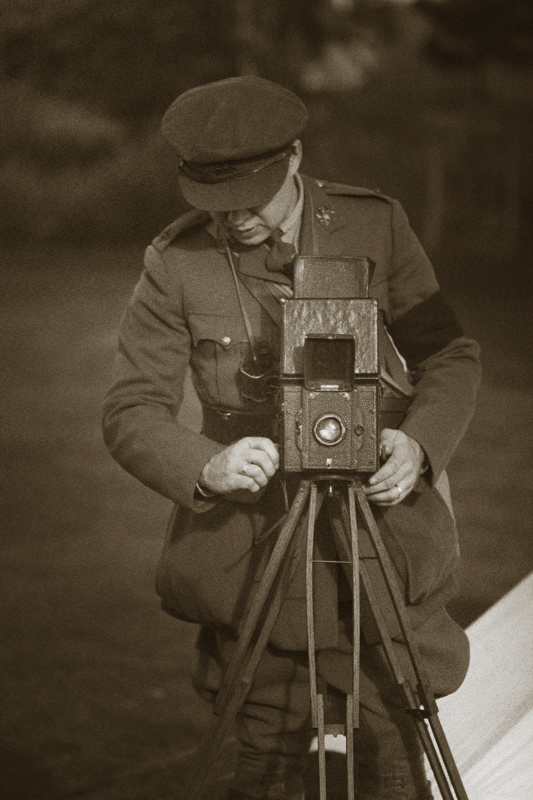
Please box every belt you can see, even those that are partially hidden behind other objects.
[202,405,278,445]
[202,393,410,447]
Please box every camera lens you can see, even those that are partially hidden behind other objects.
[314,414,346,446]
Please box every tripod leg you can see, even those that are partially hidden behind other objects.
[347,483,360,730]
[346,693,356,800]
[306,482,320,726]
[357,560,456,800]
[327,484,360,800]
[325,483,360,727]
[216,479,312,715]
[316,693,327,800]
[186,480,313,800]
[426,713,472,800]
[354,487,438,710]
[353,487,470,800]
[311,483,360,800]
[305,483,330,800]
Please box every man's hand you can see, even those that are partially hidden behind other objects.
[363,429,426,506]
[198,437,279,495]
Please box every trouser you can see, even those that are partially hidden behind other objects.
[193,606,469,800]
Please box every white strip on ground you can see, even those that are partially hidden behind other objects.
[310,573,533,800]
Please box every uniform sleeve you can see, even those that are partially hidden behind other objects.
[385,201,481,483]
[102,245,225,509]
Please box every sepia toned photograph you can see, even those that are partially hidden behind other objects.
[1,2,532,799]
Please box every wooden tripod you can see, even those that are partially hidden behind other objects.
[186,476,470,800]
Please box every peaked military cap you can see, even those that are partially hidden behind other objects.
[161,76,308,211]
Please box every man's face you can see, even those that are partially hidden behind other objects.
[209,142,302,247]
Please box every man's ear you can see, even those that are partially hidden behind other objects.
[289,139,303,173]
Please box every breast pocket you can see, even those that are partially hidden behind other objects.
[188,313,249,408]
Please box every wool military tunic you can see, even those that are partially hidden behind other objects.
[102,175,481,653]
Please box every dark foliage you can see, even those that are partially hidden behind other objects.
[0,0,237,122]
[417,0,533,68]
[0,0,398,124]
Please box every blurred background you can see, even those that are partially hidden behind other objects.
[1,1,532,798]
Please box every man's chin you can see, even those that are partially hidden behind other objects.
[231,228,270,246]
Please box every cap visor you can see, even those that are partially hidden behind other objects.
[177,155,290,211]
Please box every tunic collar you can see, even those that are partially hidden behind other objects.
[278,172,305,248]
[204,174,349,288]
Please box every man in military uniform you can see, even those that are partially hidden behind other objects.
[103,76,481,800]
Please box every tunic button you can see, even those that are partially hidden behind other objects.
[221,336,231,347]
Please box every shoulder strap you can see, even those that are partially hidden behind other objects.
[152,209,211,252]
[314,179,393,204]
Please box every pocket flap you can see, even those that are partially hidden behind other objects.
[188,313,247,348]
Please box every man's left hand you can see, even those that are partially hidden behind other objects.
[363,429,426,506]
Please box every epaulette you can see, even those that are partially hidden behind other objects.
[315,179,393,204]
[152,208,212,252]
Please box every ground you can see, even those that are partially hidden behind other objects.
[1,245,531,800]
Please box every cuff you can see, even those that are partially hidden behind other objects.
[194,481,219,500]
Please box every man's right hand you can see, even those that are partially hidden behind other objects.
[198,437,279,495]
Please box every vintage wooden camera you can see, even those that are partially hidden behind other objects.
[280,256,379,474]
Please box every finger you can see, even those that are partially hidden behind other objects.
[367,460,399,487]
[364,462,413,497]
[239,462,268,489]
[379,427,397,460]
[364,481,406,506]
[242,437,280,467]
[368,447,406,486]
[366,460,410,493]
[364,482,401,500]
[245,449,278,479]
[241,441,279,478]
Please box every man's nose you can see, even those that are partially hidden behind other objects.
[227,209,251,226]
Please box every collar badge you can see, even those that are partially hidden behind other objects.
[315,206,338,227]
